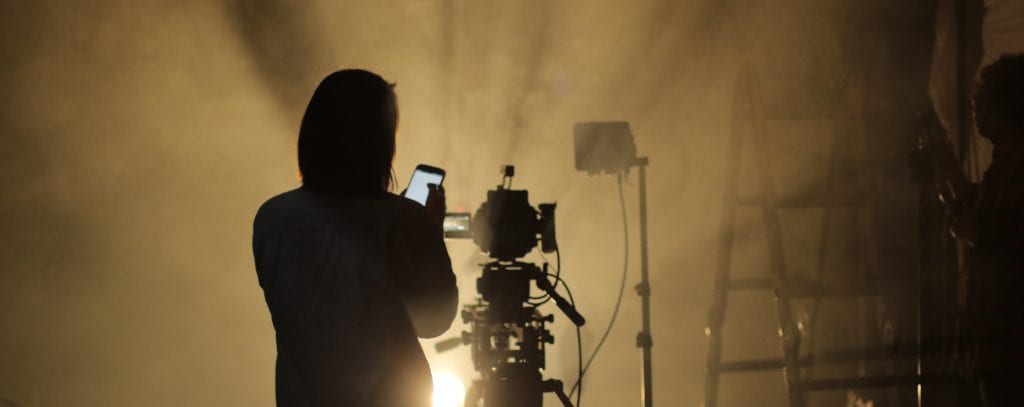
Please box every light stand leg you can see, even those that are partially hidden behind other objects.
[635,157,654,407]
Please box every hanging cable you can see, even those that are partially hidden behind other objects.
[543,269,583,407]
[529,245,562,305]
[570,173,630,399]
[575,320,583,406]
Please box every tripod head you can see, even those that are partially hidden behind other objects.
[476,261,586,327]
[461,261,581,407]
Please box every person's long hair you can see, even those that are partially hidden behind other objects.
[298,69,397,195]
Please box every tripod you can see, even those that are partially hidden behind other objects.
[462,261,583,407]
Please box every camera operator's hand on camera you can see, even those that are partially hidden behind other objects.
[425,184,446,224]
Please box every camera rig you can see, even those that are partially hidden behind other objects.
[451,166,585,407]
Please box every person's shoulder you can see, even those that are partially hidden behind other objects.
[256,188,307,216]
[253,188,313,232]
[254,190,432,232]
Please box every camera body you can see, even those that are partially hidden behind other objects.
[444,165,556,261]
[471,188,556,261]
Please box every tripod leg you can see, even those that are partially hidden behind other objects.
[464,382,481,407]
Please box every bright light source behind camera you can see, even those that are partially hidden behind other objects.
[432,371,466,407]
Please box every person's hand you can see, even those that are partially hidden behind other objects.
[425,184,446,224]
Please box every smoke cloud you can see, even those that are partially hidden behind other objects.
[0,1,932,405]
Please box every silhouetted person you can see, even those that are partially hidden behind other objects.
[952,54,1024,406]
[252,69,457,406]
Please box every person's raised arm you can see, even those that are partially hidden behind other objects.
[395,187,458,338]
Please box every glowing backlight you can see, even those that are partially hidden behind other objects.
[432,371,466,407]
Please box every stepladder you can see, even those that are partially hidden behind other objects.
[703,67,918,407]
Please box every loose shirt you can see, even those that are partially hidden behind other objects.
[253,188,457,406]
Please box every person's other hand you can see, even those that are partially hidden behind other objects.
[425,184,446,224]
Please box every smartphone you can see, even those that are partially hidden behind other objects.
[402,164,445,205]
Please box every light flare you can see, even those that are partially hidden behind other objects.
[432,370,466,407]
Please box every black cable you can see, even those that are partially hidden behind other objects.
[531,249,552,298]
[570,173,629,399]
[533,206,564,303]
[555,247,580,407]
[529,250,554,304]
[528,293,551,303]
[576,323,583,407]
[543,270,583,407]
[546,247,561,291]
[529,243,562,305]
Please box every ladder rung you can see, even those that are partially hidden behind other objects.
[735,193,870,208]
[762,111,861,120]
[726,278,773,290]
[784,280,886,297]
[723,278,885,297]
[800,373,967,390]
[801,375,922,390]
[718,358,783,372]
[715,348,921,374]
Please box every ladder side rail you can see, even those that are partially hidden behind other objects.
[703,75,752,407]
[801,107,847,384]
[848,80,908,406]
[748,71,805,407]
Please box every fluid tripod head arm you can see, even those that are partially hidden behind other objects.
[533,272,586,326]
[434,336,463,353]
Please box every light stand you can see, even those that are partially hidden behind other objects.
[572,121,653,407]
[633,157,654,407]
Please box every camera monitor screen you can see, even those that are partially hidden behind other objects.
[443,212,471,238]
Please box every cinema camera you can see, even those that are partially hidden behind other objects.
[442,165,584,407]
